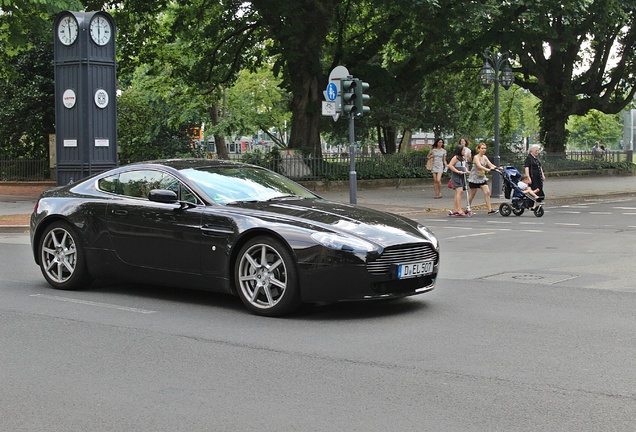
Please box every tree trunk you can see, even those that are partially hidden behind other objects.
[539,101,568,154]
[401,129,412,152]
[209,101,228,159]
[251,1,336,157]
[379,126,398,154]
[287,70,322,155]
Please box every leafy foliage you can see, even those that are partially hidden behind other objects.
[0,35,55,159]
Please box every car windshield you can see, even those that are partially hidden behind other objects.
[180,166,318,205]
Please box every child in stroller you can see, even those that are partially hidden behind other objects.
[498,166,545,217]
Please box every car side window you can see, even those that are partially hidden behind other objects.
[99,170,200,204]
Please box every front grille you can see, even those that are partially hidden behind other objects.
[366,244,438,275]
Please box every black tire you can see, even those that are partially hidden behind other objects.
[234,236,301,317]
[38,221,93,290]
[534,206,545,217]
[499,203,512,217]
[512,207,525,216]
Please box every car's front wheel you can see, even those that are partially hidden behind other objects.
[234,236,301,317]
[38,221,93,290]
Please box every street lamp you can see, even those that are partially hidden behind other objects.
[479,49,514,198]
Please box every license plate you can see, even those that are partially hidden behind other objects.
[397,260,434,279]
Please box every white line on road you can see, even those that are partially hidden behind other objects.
[554,223,581,226]
[446,232,496,240]
[30,294,157,314]
[589,212,613,215]
[556,211,581,214]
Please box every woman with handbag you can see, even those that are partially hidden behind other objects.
[447,145,469,216]
[427,138,447,199]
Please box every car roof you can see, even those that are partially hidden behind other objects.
[132,158,248,171]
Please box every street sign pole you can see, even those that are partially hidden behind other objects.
[348,111,357,204]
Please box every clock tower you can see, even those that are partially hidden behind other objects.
[53,11,117,185]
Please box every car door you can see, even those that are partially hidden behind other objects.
[105,169,203,274]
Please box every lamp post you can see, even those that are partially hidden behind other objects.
[479,49,514,198]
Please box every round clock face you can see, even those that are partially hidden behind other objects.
[90,15,112,46]
[57,15,79,46]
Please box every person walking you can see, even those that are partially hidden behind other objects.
[447,145,469,216]
[459,137,472,163]
[468,142,501,214]
[427,138,448,199]
[524,144,545,200]
[592,141,602,160]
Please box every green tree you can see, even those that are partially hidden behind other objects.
[496,0,636,152]
[117,61,204,163]
[0,35,55,159]
[225,67,292,147]
[567,110,623,150]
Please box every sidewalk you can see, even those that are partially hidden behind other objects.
[1,174,635,232]
[313,173,636,215]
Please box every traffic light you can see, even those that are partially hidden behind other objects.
[354,79,370,116]
[340,77,357,116]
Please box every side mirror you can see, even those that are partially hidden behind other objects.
[148,189,178,204]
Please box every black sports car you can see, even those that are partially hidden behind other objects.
[30,159,440,316]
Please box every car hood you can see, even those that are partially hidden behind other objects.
[226,198,429,247]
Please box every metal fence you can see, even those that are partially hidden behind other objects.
[0,159,50,181]
[1,150,632,182]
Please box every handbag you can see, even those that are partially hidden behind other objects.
[426,157,433,170]
[448,179,453,189]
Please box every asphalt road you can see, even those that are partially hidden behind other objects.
[1,196,635,431]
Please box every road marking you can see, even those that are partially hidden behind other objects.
[613,207,636,210]
[445,232,496,240]
[554,223,580,226]
[30,294,157,314]
[589,212,612,215]
[557,211,581,214]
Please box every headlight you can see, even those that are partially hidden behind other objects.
[311,232,377,252]
[417,225,439,250]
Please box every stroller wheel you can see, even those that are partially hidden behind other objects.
[534,206,545,217]
[499,203,512,217]
[512,207,524,216]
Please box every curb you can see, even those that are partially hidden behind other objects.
[0,226,31,234]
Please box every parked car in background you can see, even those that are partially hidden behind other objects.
[30,159,440,316]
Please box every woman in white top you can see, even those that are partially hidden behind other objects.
[427,138,447,198]
[467,142,501,214]
[459,137,472,163]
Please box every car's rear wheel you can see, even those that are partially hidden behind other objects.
[235,236,301,317]
[38,221,93,290]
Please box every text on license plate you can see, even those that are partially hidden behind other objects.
[397,260,434,279]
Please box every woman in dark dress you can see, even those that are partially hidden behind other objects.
[524,144,545,201]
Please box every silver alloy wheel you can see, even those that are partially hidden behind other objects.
[41,226,77,284]
[237,242,288,310]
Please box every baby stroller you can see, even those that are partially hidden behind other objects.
[497,166,545,217]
